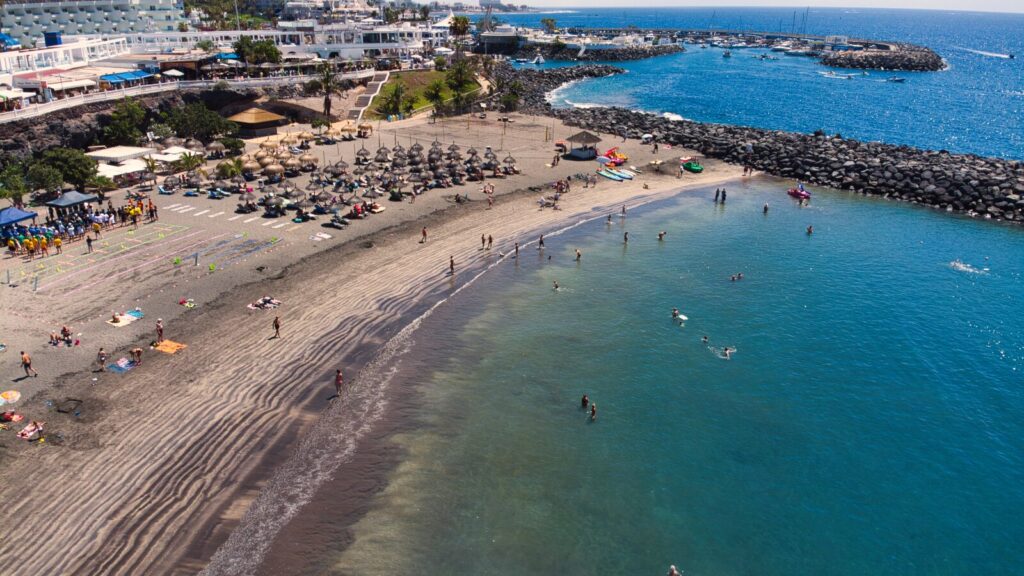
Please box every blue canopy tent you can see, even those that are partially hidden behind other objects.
[46,190,98,208]
[215,52,240,60]
[100,70,153,85]
[0,206,38,227]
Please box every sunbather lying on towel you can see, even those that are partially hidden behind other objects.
[17,420,44,441]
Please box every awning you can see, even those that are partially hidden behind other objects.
[97,158,148,179]
[163,69,185,77]
[46,191,99,208]
[0,88,29,100]
[0,206,38,227]
[45,79,96,92]
[86,146,152,163]
[100,70,152,84]
[215,52,240,60]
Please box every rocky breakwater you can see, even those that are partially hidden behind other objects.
[516,43,683,62]
[493,66,1022,222]
[487,63,624,113]
[558,107,1023,221]
[821,44,945,71]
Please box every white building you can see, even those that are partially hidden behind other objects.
[0,0,186,49]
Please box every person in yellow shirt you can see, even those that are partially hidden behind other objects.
[53,236,62,254]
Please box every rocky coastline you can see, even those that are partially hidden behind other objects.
[513,43,683,62]
[821,44,945,72]
[497,64,1024,223]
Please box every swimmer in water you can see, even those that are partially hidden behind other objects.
[575,249,581,262]
[590,403,597,421]
[623,231,629,244]
[702,336,708,344]
[672,308,679,319]
[763,202,769,214]
[607,214,612,224]
[581,394,589,409]
[723,347,734,360]
[658,231,666,241]
[807,225,814,235]
[621,205,627,216]
[553,280,559,290]
[737,273,743,280]
[731,275,737,281]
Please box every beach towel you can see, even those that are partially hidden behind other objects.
[107,358,137,373]
[106,310,143,327]
[17,421,43,441]
[247,296,282,310]
[2,411,24,422]
[154,340,187,354]
[179,298,196,309]
[125,309,145,320]
[0,390,21,405]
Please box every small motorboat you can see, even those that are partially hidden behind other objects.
[787,187,811,200]
[886,77,907,83]
[514,58,528,63]
[682,161,704,173]
[722,50,732,58]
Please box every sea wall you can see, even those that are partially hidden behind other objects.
[0,85,303,158]
[821,44,945,72]
[496,64,1024,222]
[514,43,684,62]
[488,63,624,112]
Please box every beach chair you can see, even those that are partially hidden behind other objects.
[183,189,199,197]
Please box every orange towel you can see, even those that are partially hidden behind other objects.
[154,340,187,354]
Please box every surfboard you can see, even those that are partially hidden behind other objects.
[598,170,623,181]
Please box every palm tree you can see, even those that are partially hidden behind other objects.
[318,61,343,121]
[216,157,244,179]
[143,156,161,175]
[173,152,206,176]
[450,16,470,54]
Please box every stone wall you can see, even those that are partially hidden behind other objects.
[495,64,1024,222]
[513,43,683,62]
[821,44,945,71]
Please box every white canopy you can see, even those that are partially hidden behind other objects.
[163,69,185,77]
[97,158,148,178]
[0,88,30,100]
[86,146,151,163]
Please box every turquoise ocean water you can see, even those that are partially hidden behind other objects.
[331,179,1024,575]
[495,8,1024,159]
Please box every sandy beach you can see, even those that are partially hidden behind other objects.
[0,112,742,574]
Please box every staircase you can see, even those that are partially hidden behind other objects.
[346,71,390,121]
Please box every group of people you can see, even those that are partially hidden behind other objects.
[3,198,157,259]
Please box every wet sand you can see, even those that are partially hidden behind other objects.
[0,112,743,574]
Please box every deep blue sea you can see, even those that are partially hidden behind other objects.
[493,8,1024,159]
[330,178,1024,575]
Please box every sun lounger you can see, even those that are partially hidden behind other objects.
[158,186,174,195]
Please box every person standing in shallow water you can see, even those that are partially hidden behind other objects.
[763,202,769,214]
[581,395,589,409]
[590,403,597,421]
[538,234,545,250]
[714,189,720,203]
[623,232,629,244]
[721,189,727,203]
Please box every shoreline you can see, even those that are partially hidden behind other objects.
[0,111,742,573]
[195,171,744,576]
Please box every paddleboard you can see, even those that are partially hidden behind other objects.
[608,169,633,179]
[675,314,689,322]
[598,170,623,181]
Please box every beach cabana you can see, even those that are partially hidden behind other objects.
[226,108,287,138]
[46,190,98,209]
[565,131,602,160]
[0,206,37,227]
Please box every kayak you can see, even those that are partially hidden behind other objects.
[787,187,811,199]
[682,161,704,173]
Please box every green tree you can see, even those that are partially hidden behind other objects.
[540,18,557,33]
[178,22,189,32]
[87,175,118,192]
[0,162,27,205]
[316,61,343,120]
[433,55,447,71]
[104,97,146,146]
[445,58,475,93]
[195,39,215,52]
[311,117,330,134]
[419,5,429,20]
[216,157,244,178]
[424,78,446,116]
[166,103,237,142]
[173,152,206,175]
[220,137,245,155]
[449,15,470,52]
[233,37,281,65]
[383,6,399,23]
[41,148,97,190]
[26,163,63,192]
[375,80,416,117]
[148,122,175,139]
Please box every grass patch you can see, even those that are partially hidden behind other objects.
[366,70,480,120]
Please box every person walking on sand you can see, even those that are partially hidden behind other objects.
[86,236,94,253]
[481,234,486,250]
[449,255,455,275]
[421,227,427,243]
[514,242,519,258]
[156,319,164,343]
[334,369,344,397]
[487,235,493,250]
[131,347,143,365]
[96,348,108,372]
[272,316,281,339]
[20,351,38,378]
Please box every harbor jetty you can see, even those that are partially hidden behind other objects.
[820,43,945,71]
[513,43,683,62]
[495,64,1024,222]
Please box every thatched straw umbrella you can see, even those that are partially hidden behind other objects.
[254,149,269,160]
[243,160,261,173]
[206,141,226,153]
[259,156,276,167]
[259,140,278,150]
[264,164,285,175]
[299,153,318,166]
[163,136,183,147]
[284,158,302,170]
